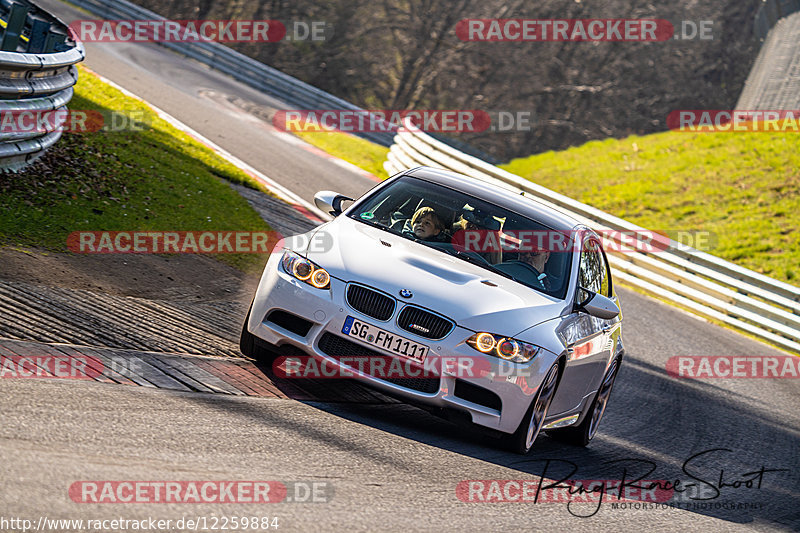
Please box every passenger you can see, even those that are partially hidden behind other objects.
[453,206,502,263]
[406,206,449,242]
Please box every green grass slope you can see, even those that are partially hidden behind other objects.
[0,66,272,271]
[501,131,800,286]
[293,130,390,179]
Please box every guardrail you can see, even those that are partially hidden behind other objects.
[0,0,84,171]
[385,125,800,354]
[66,0,395,147]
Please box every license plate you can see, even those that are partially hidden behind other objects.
[341,316,428,363]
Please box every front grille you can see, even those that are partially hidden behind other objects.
[318,333,439,394]
[397,306,454,339]
[346,284,395,321]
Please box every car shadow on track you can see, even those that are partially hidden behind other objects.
[214,351,800,529]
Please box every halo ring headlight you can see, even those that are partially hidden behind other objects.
[475,332,496,352]
[282,251,330,289]
[311,268,330,288]
[467,332,540,363]
[292,260,313,281]
[497,338,520,360]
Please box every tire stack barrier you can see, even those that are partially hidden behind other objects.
[0,0,84,172]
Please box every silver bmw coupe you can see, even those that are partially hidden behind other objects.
[241,167,624,453]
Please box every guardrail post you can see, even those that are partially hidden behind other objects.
[26,19,50,53]
[44,31,67,53]
[0,2,29,51]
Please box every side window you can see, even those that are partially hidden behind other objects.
[597,246,611,297]
[578,238,604,295]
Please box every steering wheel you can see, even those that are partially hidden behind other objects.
[495,261,546,290]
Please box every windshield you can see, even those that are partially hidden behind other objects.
[347,176,573,299]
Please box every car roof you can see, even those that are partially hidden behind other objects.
[404,166,581,232]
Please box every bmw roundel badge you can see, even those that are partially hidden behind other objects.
[399,289,413,298]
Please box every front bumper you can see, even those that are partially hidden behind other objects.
[248,253,560,434]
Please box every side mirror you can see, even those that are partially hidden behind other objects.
[577,289,620,320]
[314,190,353,217]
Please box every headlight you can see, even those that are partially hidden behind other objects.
[311,268,330,289]
[281,251,331,289]
[466,332,540,363]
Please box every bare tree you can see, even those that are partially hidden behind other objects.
[130,0,762,160]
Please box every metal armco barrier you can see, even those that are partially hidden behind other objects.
[67,0,395,147]
[0,0,84,171]
[385,124,800,354]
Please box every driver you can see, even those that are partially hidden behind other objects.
[520,248,551,291]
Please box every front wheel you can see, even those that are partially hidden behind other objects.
[548,356,620,446]
[503,362,560,454]
[239,305,279,362]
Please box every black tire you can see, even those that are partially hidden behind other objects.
[547,356,620,447]
[503,362,561,454]
[239,305,279,362]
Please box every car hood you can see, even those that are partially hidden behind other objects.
[305,217,569,336]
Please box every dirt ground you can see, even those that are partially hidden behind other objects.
[0,183,321,355]
[0,246,264,303]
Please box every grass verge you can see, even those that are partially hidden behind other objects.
[501,131,800,286]
[292,130,390,179]
[0,66,272,272]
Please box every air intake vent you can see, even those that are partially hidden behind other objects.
[397,306,454,339]
[346,284,395,321]
[318,333,439,393]
[454,379,502,412]
[266,310,313,337]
